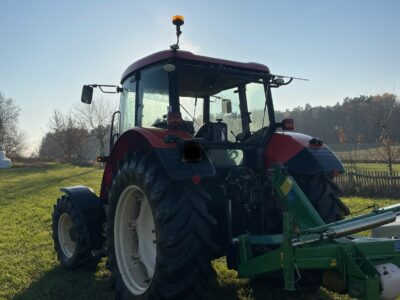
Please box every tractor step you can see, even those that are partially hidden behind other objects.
[91,249,107,259]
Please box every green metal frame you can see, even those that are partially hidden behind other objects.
[235,164,400,300]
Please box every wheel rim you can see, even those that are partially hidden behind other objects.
[58,213,76,258]
[114,185,157,295]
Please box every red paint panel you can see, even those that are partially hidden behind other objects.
[100,127,192,199]
[265,132,313,168]
[121,50,269,83]
[134,127,192,148]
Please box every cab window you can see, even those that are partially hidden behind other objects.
[138,64,170,127]
[210,87,242,142]
[120,76,136,133]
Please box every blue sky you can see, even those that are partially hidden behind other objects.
[0,0,399,151]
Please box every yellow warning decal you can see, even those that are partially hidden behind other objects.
[330,258,337,267]
[280,178,293,196]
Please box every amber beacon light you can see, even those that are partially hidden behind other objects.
[172,15,184,26]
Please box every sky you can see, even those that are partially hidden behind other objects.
[0,0,399,153]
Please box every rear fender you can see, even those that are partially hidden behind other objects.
[100,128,215,200]
[265,132,344,175]
[60,186,105,250]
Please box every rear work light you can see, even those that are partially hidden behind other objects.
[309,137,323,148]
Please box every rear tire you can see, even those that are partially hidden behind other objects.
[292,173,348,223]
[107,151,217,300]
[52,195,99,270]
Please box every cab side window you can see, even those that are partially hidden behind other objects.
[120,76,137,133]
[138,64,169,127]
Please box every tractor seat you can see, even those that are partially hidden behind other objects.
[195,121,228,142]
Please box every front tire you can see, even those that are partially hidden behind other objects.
[52,195,99,269]
[107,151,216,300]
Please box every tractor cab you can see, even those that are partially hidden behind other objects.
[113,50,283,168]
[117,50,274,141]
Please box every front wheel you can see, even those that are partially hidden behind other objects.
[52,195,99,270]
[107,151,217,300]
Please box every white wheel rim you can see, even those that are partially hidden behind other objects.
[58,213,76,258]
[114,185,157,295]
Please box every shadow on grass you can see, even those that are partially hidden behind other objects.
[15,168,101,194]
[0,162,62,178]
[13,266,335,300]
[1,168,101,199]
[212,275,336,300]
[14,265,114,300]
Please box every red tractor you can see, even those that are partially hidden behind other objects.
[52,16,350,299]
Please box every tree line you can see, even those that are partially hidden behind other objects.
[0,90,398,164]
[276,93,400,145]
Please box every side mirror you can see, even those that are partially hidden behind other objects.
[221,99,232,114]
[81,85,93,104]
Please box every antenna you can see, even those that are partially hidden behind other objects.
[171,15,184,51]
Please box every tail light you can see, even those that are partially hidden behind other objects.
[96,156,108,163]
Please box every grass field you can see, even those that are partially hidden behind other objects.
[1,162,399,300]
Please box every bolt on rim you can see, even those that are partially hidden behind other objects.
[114,185,157,295]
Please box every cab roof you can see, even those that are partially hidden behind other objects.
[121,50,270,83]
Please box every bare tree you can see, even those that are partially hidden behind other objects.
[43,110,90,162]
[0,91,26,157]
[369,94,399,175]
[74,97,116,156]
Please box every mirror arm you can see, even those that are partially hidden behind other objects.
[88,84,122,94]
[280,77,293,85]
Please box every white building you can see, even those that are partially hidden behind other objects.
[0,151,12,169]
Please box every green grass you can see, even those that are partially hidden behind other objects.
[0,163,399,300]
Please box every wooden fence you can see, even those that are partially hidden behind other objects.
[334,170,400,198]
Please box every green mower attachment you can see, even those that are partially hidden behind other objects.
[235,164,400,300]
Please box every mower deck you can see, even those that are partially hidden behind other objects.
[234,165,400,300]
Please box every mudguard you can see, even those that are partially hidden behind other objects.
[155,148,215,180]
[60,186,105,250]
[265,132,344,175]
[100,127,216,199]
